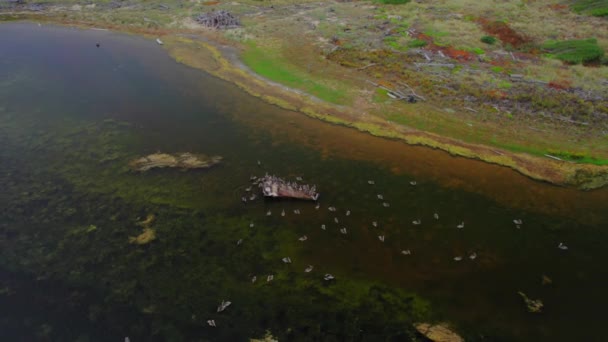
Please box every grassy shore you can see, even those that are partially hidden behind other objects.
[1,0,608,188]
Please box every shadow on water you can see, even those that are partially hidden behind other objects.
[1,22,607,341]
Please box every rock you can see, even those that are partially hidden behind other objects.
[414,323,464,342]
[129,152,222,172]
[518,291,543,313]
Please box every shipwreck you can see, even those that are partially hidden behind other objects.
[258,174,319,201]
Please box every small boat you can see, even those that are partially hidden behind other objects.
[267,275,274,282]
[298,235,308,242]
[305,265,314,273]
[249,222,255,228]
[346,210,351,216]
[454,256,463,261]
[378,235,385,242]
[410,181,417,186]
[236,239,243,246]
[282,257,292,264]
[321,224,326,230]
[513,219,523,225]
[334,217,339,223]
[156,38,163,45]
[340,228,347,235]
[377,194,384,200]
[207,320,216,327]
[251,276,257,283]
[217,300,231,312]
[457,222,464,229]
[382,202,390,207]
[372,221,378,227]
[324,274,335,281]
[433,213,439,220]
[401,249,412,255]
[368,180,375,185]
[412,219,421,225]
[469,252,477,260]
[266,210,271,216]
[558,242,569,250]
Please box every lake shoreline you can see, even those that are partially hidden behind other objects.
[3,14,607,190]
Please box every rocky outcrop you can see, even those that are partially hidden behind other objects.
[414,323,464,342]
[129,152,222,172]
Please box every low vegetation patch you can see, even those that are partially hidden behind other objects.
[572,0,608,16]
[542,38,605,64]
[374,0,411,4]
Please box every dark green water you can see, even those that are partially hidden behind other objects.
[1,22,608,341]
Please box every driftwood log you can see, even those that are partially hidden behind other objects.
[195,10,240,29]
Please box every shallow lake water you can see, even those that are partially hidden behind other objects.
[1,22,608,341]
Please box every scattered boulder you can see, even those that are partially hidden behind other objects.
[414,323,464,342]
[195,10,240,29]
[129,152,222,172]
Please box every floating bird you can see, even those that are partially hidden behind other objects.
[457,222,464,229]
[236,239,243,246]
[266,210,272,216]
[368,180,375,185]
[321,224,326,230]
[241,197,247,203]
[328,206,336,212]
[250,175,257,181]
[281,210,285,217]
[249,194,257,201]
[558,242,568,250]
[454,256,463,261]
[217,300,231,312]
[293,209,301,215]
[305,265,314,273]
[346,210,351,216]
[315,203,320,210]
[372,221,378,227]
[401,249,412,255]
[267,275,273,282]
[340,227,347,235]
[156,38,164,45]
[96,42,100,47]
[516,225,521,229]
[433,213,439,220]
[412,219,421,225]
[257,160,261,166]
[378,235,385,242]
[513,219,523,225]
[469,252,477,260]
[251,276,257,283]
[207,320,216,327]
[382,202,390,207]
[296,176,303,181]
[245,187,252,192]
[298,235,308,242]
[334,217,339,223]
[324,274,335,281]
[377,194,384,200]
[282,257,292,264]
[410,181,417,186]
[249,222,255,228]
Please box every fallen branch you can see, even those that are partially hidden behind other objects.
[397,81,426,101]
[357,63,377,70]
[544,154,563,161]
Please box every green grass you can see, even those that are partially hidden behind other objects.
[542,38,605,64]
[481,36,497,45]
[572,0,608,17]
[407,39,428,48]
[374,0,411,4]
[241,43,349,105]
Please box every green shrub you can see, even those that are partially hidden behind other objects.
[572,0,608,17]
[542,38,605,64]
[481,36,497,45]
[407,39,427,48]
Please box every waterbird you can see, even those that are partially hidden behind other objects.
[321,224,326,230]
[346,210,351,216]
[469,252,477,260]
[250,175,257,181]
[266,210,271,216]
[251,276,257,283]
[156,38,163,45]
[294,209,301,215]
[217,300,231,312]
[454,256,463,261]
[372,221,378,227]
[328,206,336,212]
[410,181,417,186]
[96,42,100,47]
[315,203,320,210]
[267,275,274,282]
[207,320,216,327]
[249,222,255,228]
[305,265,314,273]
[241,196,247,203]
[340,227,347,235]
[457,222,464,229]
[298,235,308,242]
[368,180,375,185]
[377,194,384,200]
[236,239,243,246]
[296,176,303,181]
[249,194,257,201]
[513,219,523,225]
[281,209,285,217]
[257,160,261,166]
[382,202,390,207]
[282,257,292,264]
[558,242,569,250]
[433,213,439,220]
[401,249,412,255]
[245,187,252,192]
[334,217,339,223]
[324,274,335,281]
[378,235,385,242]
[412,219,421,225]
[516,225,521,229]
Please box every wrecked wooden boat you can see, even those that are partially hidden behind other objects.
[129,152,222,172]
[259,174,319,201]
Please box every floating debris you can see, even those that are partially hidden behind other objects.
[412,219,421,225]
[382,202,390,207]
[267,275,274,282]
[410,181,417,186]
[328,206,337,212]
[156,38,163,45]
[305,265,314,273]
[433,213,439,220]
[401,249,412,255]
[260,174,319,200]
[378,235,385,242]
[324,274,335,281]
[558,242,569,250]
[372,221,378,227]
[513,219,523,225]
[298,235,308,242]
[368,180,375,185]
[266,210,272,216]
[251,276,257,283]
[346,210,351,216]
[236,239,243,246]
[457,222,464,229]
[129,152,222,172]
[217,300,231,312]
[207,320,216,327]
[340,227,348,235]
[282,257,292,264]
[377,194,384,200]
[518,291,543,313]
[453,256,463,261]
[469,252,477,260]
[321,224,326,230]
